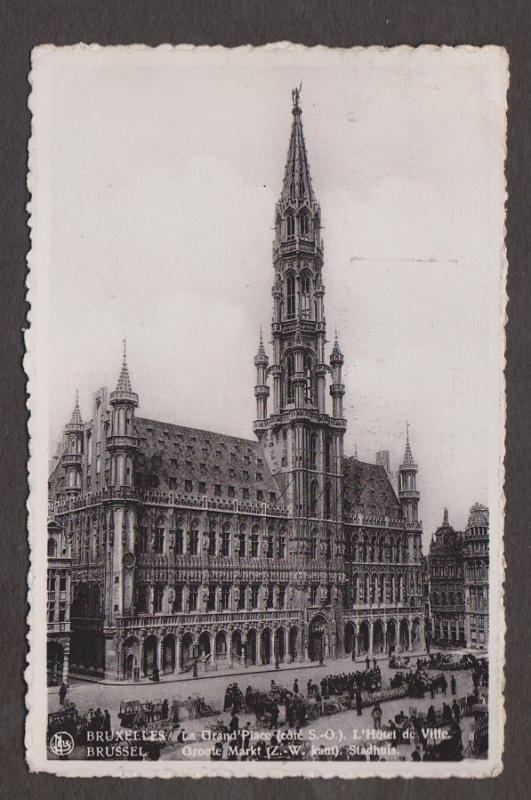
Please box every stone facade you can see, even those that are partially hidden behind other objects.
[47,91,426,681]
[47,519,72,684]
[427,509,466,647]
[428,504,489,650]
[463,504,489,649]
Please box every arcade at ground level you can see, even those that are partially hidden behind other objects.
[50,614,425,684]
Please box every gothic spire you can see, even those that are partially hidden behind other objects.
[280,86,316,208]
[116,338,132,393]
[65,390,83,431]
[330,330,344,364]
[70,390,83,426]
[402,422,416,467]
[254,327,268,365]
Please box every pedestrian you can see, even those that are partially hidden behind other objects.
[293,679,299,695]
[59,682,68,706]
[426,705,436,726]
[452,699,460,722]
[224,686,233,711]
[411,746,422,761]
[355,688,363,717]
[441,675,448,696]
[450,675,457,695]
[171,700,180,723]
[365,656,370,671]
[103,709,111,733]
[270,704,280,729]
[371,702,382,730]
[229,712,240,733]
[442,702,453,725]
[161,698,168,720]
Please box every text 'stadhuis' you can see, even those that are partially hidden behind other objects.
[47,92,427,682]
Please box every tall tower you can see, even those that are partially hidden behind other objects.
[398,425,420,524]
[106,342,139,636]
[253,87,347,567]
[62,392,83,495]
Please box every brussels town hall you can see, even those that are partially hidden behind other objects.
[47,90,426,683]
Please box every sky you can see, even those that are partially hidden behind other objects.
[32,45,507,547]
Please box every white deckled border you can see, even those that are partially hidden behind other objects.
[25,41,509,779]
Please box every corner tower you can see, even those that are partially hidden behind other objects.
[106,342,139,640]
[62,392,83,495]
[253,88,347,569]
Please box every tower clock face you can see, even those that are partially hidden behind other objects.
[123,552,136,570]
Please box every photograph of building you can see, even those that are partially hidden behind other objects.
[47,90,427,682]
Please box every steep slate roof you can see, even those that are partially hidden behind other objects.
[342,456,402,517]
[133,417,280,501]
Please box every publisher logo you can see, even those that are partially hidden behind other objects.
[49,731,74,757]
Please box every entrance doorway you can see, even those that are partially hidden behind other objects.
[308,615,327,662]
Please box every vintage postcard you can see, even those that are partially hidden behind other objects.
[26,44,507,777]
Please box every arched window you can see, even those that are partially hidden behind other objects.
[286,273,296,317]
[250,525,259,558]
[310,529,318,559]
[286,354,295,404]
[287,213,295,239]
[300,272,311,317]
[47,538,56,558]
[324,482,332,518]
[309,434,317,469]
[323,436,331,472]
[310,480,318,517]
[238,524,246,558]
[325,530,332,561]
[304,356,314,403]
[299,210,309,236]
[220,522,230,557]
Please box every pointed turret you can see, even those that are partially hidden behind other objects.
[111,339,138,404]
[108,341,138,487]
[254,328,270,421]
[69,390,83,427]
[402,423,417,468]
[330,332,345,419]
[63,391,83,495]
[443,507,449,526]
[398,424,420,525]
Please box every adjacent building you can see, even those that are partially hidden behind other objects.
[463,503,489,649]
[47,518,72,685]
[427,509,466,647]
[48,90,426,681]
[428,504,489,650]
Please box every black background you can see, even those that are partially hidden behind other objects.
[1,1,530,797]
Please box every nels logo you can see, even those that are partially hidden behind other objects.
[49,731,75,757]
